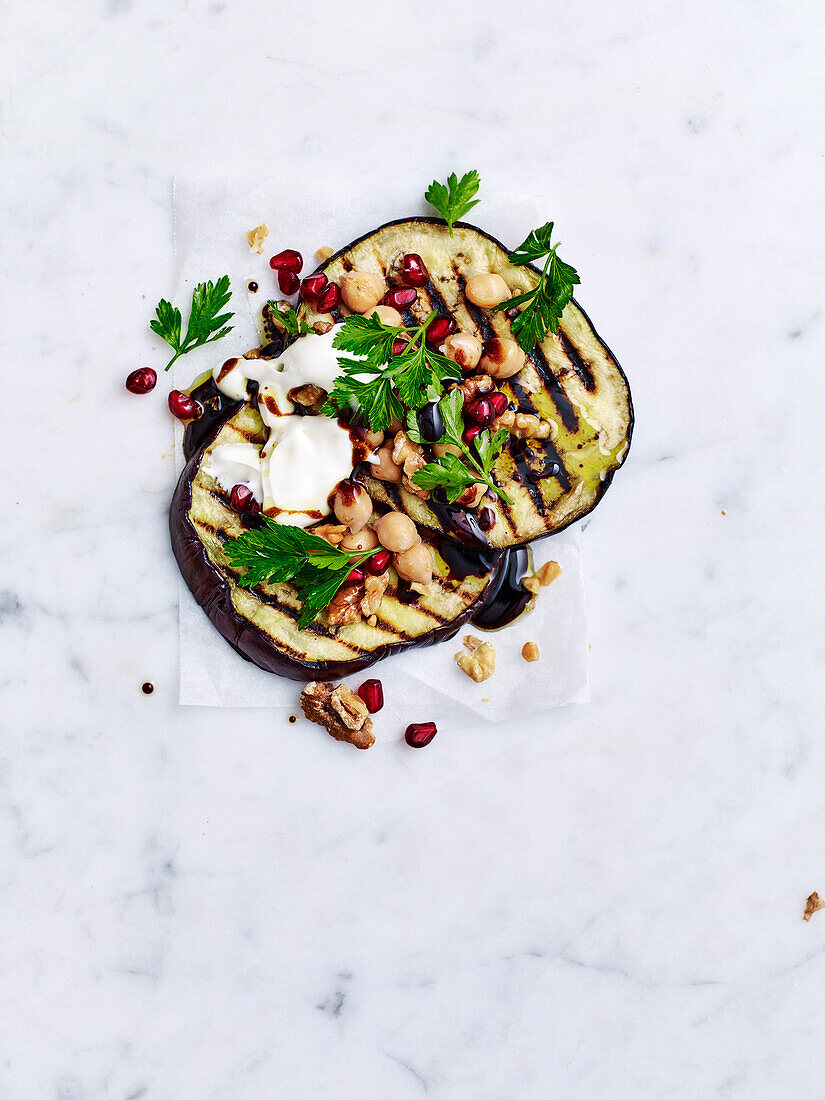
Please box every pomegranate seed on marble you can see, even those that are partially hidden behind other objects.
[269,249,303,273]
[466,397,494,426]
[316,282,341,312]
[301,272,328,302]
[347,566,365,584]
[358,679,384,713]
[426,315,456,345]
[489,391,509,418]
[383,287,418,309]
[462,424,481,446]
[125,367,156,394]
[278,269,300,295]
[400,253,428,287]
[405,721,437,747]
[168,390,201,421]
[366,548,391,575]
[229,484,260,515]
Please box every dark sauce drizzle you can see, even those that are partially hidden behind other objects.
[438,538,531,631]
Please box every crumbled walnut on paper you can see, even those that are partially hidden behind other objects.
[523,560,562,596]
[316,246,334,262]
[522,641,540,662]
[300,682,374,750]
[455,635,496,682]
[245,224,269,253]
[804,892,825,921]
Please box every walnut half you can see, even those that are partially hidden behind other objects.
[300,682,374,750]
[455,635,496,682]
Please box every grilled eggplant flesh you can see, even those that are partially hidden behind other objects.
[171,399,508,681]
[300,218,633,549]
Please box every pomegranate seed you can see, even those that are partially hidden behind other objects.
[168,390,201,421]
[366,548,391,575]
[347,566,365,584]
[392,337,408,357]
[269,249,303,273]
[405,721,437,748]
[229,484,260,515]
[400,253,428,287]
[358,679,384,713]
[466,397,494,426]
[125,367,156,394]
[462,424,481,446]
[426,315,456,345]
[383,287,418,309]
[316,282,341,312]
[489,391,509,417]
[301,272,328,302]
[278,269,300,295]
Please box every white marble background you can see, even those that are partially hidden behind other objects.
[2,0,825,1096]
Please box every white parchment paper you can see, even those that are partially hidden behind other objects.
[171,177,589,729]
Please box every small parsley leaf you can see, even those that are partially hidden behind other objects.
[425,171,481,236]
[150,276,234,371]
[267,302,311,337]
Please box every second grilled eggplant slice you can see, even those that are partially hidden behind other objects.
[171,398,510,681]
[300,218,633,549]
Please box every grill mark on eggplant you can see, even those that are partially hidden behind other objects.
[559,331,596,392]
[528,346,579,432]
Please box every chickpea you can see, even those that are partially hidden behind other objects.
[480,337,526,379]
[393,543,433,585]
[340,271,386,314]
[333,480,373,532]
[442,332,482,372]
[374,511,420,552]
[339,526,379,552]
[371,305,403,326]
[371,443,403,483]
[433,440,462,459]
[465,272,510,309]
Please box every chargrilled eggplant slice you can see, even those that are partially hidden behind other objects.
[300,218,633,549]
[171,397,510,681]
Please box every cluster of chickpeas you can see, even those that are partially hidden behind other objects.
[332,480,433,585]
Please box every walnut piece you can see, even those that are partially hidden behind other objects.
[312,320,333,335]
[522,641,540,662]
[288,383,326,411]
[455,635,496,682]
[300,682,374,750]
[326,584,363,627]
[361,574,389,617]
[392,431,429,499]
[494,410,551,439]
[245,223,269,253]
[804,892,825,921]
[452,374,494,402]
[313,523,347,546]
[456,483,485,508]
[535,561,562,586]
[316,245,334,261]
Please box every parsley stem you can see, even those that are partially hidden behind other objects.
[459,442,514,506]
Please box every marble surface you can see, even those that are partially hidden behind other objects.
[3,0,825,1095]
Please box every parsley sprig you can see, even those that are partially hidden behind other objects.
[322,312,461,433]
[425,171,481,236]
[492,223,579,351]
[225,520,375,629]
[408,390,512,505]
[267,302,311,337]
[150,276,234,371]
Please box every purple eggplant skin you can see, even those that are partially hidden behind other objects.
[169,408,508,682]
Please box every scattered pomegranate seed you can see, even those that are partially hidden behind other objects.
[125,367,157,394]
[358,679,384,713]
[168,390,201,421]
[301,272,328,302]
[347,566,365,584]
[278,269,300,295]
[489,391,509,418]
[400,253,428,287]
[392,337,408,357]
[229,484,261,515]
[316,282,341,312]
[383,287,418,309]
[366,548,391,575]
[466,397,494,426]
[426,315,456,345]
[269,249,303,273]
[462,424,481,446]
[405,721,437,747]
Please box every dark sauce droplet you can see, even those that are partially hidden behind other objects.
[141,682,155,695]
[471,549,531,630]
[288,714,298,724]
[428,501,490,547]
[478,506,496,532]
[248,281,259,293]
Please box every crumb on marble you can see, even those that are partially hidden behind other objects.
[246,223,269,253]
[316,245,334,261]
[803,892,824,921]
